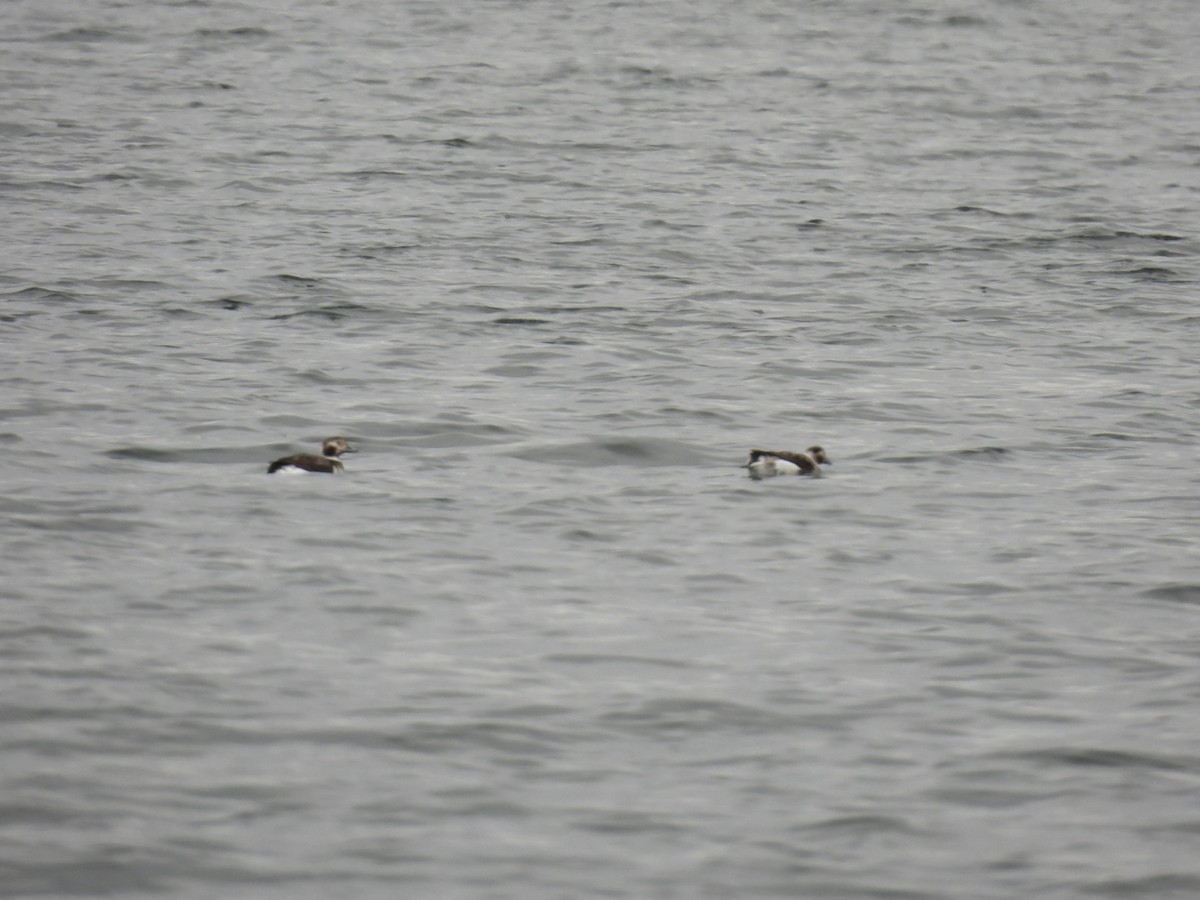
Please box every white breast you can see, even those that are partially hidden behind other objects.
[748,456,803,477]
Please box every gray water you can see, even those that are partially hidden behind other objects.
[4,0,1200,897]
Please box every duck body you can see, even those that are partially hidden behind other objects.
[744,445,829,479]
[267,454,345,474]
[268,437,356,474]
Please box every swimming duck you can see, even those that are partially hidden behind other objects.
[267,437,356,474]
[743,445,829,479]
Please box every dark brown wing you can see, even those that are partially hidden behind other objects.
[267,454,344,474]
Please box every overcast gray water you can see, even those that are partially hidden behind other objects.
[3,0,1200,897]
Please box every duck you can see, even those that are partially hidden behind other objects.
[267,437,356,474]
[743,445,830,479]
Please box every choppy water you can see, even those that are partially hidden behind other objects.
[4,0,1200,897]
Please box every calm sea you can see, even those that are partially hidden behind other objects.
[3,0,1200,897]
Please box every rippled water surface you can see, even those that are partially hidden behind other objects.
[3,0,1200,897]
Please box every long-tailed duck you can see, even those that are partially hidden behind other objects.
[267,437,356,474]
[743,445,830,479]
